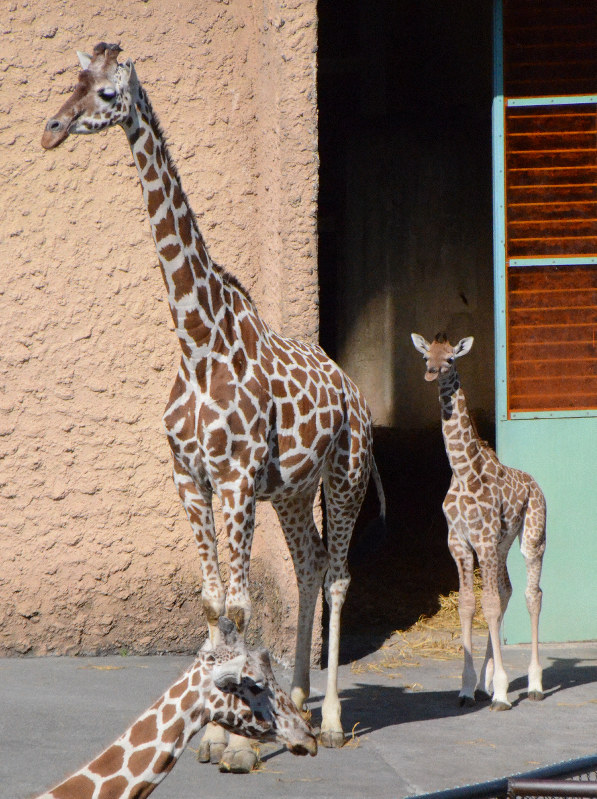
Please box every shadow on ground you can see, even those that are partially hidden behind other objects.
[305,655,597,741]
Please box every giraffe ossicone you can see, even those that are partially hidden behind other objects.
[411,332,546,711]
[42,43,385,766]
[33,617,317,799]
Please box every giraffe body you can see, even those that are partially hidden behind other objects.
[33,618,316,799]
[411,333,546,710]
[42,43,384,762]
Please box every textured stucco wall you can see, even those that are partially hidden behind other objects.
[0,0,319,658]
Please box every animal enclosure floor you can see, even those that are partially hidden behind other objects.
[3,638,596,799]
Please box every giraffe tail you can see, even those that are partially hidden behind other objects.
[348,455,387,562]
[370,455,386,523]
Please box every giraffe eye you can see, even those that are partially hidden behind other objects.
[447,357,454,364]
[98,87,117,102]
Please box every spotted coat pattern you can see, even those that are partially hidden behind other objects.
[411,333,546,711]
[41,43,385,754]
[33,619,316,799]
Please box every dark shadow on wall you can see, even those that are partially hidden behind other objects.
[317,1,495,661]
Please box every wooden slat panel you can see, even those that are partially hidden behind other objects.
[508,286,597,308]
[509,239,597,256]
[507,265,597,411]
[510,359,597,378]
[505,105,597,258]
[508,202,597,221]
[503,1,597,97]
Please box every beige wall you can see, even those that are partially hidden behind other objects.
[0,0,319,658]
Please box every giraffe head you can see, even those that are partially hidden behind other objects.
[206,618,317,756]
[411,332,474,381]
[42,42,136,150]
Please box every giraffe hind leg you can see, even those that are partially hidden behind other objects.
[320,465,369,747]
[274,492,329,715]
[520,485,546,701]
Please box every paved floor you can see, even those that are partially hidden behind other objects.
[3,637,596,799]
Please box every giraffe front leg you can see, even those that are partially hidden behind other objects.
[449,532,477,706]
[173,463,230,766]
[217,487,259,774]
[476,634,494,701]
[173,461,226,643]
[479,561,511,711]
[477,555,512,700]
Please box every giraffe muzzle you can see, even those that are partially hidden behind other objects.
[287,735,318,757]
[41,118,70,150]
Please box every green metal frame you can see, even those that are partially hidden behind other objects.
[492,0,597,643]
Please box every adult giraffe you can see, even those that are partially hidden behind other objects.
[33,618,316,799]
[42,43,385,768]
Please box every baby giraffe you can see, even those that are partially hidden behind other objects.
[411,333,546,710]
[32,618,316,798]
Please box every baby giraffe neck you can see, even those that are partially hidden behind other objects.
[36,666,208,799]
[438,369,482,478]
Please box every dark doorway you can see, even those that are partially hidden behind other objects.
[317,1,495,659]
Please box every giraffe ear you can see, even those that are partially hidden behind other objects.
[77,51,92,70]
[411,333,430,355]
[454,336,474,358]
[121,58,139,87]
[213,654,246,689]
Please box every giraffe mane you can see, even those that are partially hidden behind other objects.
[140,88,255,305]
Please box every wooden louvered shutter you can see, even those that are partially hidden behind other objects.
[502,0,597,414]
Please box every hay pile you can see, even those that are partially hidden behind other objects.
[352,571,487,674]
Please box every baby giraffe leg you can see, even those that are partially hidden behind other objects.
[480,561,511,711]
[521,485,546,701]
[478,555,512,699]
[449,533,477,706]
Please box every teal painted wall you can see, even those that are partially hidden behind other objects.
[498,418,597,643]
[493,0,597,644]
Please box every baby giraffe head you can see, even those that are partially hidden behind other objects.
[42,42,136,150]
[411,332,474,382]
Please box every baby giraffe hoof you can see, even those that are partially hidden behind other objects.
[490,700,512,712]
[458,694,475,708]
[319,730,346,748]
[527,690,544,702]
[219,747,259,774]
[196,741,226,765]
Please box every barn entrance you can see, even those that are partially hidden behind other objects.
[317,1,495,656]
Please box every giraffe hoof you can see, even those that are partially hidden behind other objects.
[196,741,227,764]
[319,730,346,748]
[218,747,259,773]
[527,690,544,702]
[458,694,475,708]
[490,700,511,712]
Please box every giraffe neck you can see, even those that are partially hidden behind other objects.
[123,83,223,360]
[37,662,209,799]
[438,370,483,480]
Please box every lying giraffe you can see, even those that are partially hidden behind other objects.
[41,43,385,767]
[32,618,316,798]
[411,333,546,710]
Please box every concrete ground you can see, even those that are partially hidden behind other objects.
[3,636,596,799]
